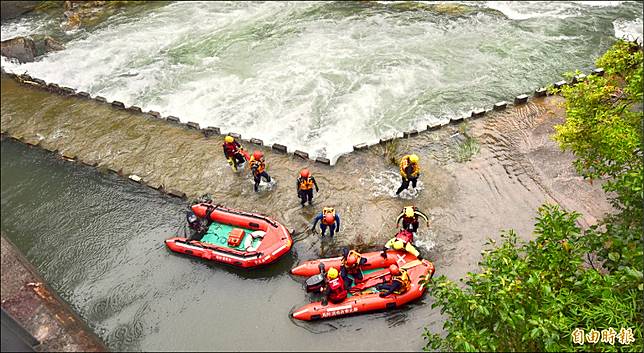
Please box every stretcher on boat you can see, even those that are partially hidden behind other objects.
[165,203,292,268]
[290,250,435,320]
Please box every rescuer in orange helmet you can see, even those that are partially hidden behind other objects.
[311,207,341,238]
[249,150,271,192]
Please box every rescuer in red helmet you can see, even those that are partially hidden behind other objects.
[296,168,319,206]
[340,247,368,287]
[376,264,411,297]
[249,150,271,192]
[311,207,341,238]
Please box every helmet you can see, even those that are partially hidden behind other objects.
[324,214,335,224]
[409,154,419,163]
[224,135,234,143]
[389,264,401,275]
[393,239,405,250]
[347,254,358,266]
[404,206,415,218]
[252,151,264,160]
[300,169,310,178]
[327,267,339,279]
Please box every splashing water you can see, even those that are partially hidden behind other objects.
[1,1,642,162]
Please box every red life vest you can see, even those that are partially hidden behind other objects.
[223,142,239,157]
[327,277,347,302]
[396,229,414,244]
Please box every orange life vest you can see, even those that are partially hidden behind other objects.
[298,177,315,190]
[249,157,265,175]
[392,269,411,294]
[341,250,362,273]
[322,207,336,225]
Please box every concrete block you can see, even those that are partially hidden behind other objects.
[353,143,368,151]
[554,80,567,89]
[471,109,486,118]
[166,116,180,123]
[572,74,587,84]
[186,122,200,130]
[47,83,60,91]
[534,88,547,97]
[128,174,142,183]
[146,181,163,190]
[61,152,76,161]
[107,166,120,174]
[81,159,98,167]
[315,156,331,165]
[32,78,46,86]
[514,94,529,105]
[60,86,75,95]
[592,68,604,76]
[428,122,443,131]
[204,127,221,137]
[294,150,309,159]
[21,74,33,81]
[229,132,241,139]
[147,111,161,119]
[111,101,125,109]
[94,96,107,102]
[403,130,419,138]
[272,143,287,153]
[379,135,395,144]
[167,189,186,199]
[449,115,464,124]
[250,138,263,145]
[127,106,142,113]
[77,91,90,98]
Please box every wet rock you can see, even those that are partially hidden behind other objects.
[0,37,37,63]
[44,36,65,53]
[0,1,40,21]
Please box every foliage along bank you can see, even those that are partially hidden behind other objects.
[421,39,643,352]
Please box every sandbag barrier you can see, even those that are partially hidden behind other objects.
[3,66,605,166]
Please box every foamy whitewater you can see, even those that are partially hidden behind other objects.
[2,1,642,163]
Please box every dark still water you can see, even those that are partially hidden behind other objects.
[0,139,441,351]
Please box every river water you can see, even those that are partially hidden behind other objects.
[0,1,627,350]
[1,1,642,162]
[1,138,445,351]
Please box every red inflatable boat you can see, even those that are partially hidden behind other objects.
[165,203,292,268]
[290,250,435,320]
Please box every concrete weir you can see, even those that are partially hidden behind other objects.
[0,63,608,204]
[1,234,107,352]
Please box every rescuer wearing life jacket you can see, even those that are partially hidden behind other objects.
[340,247,368,287]
[311,207,341,238]
[320,267,348,305]
[396,206,430,233]
[249,151,271,192]
[296,169,319,206]
[222,135,247,172]
[381,229,423,260]
[376,264,412,297]
[396,154,421,195]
